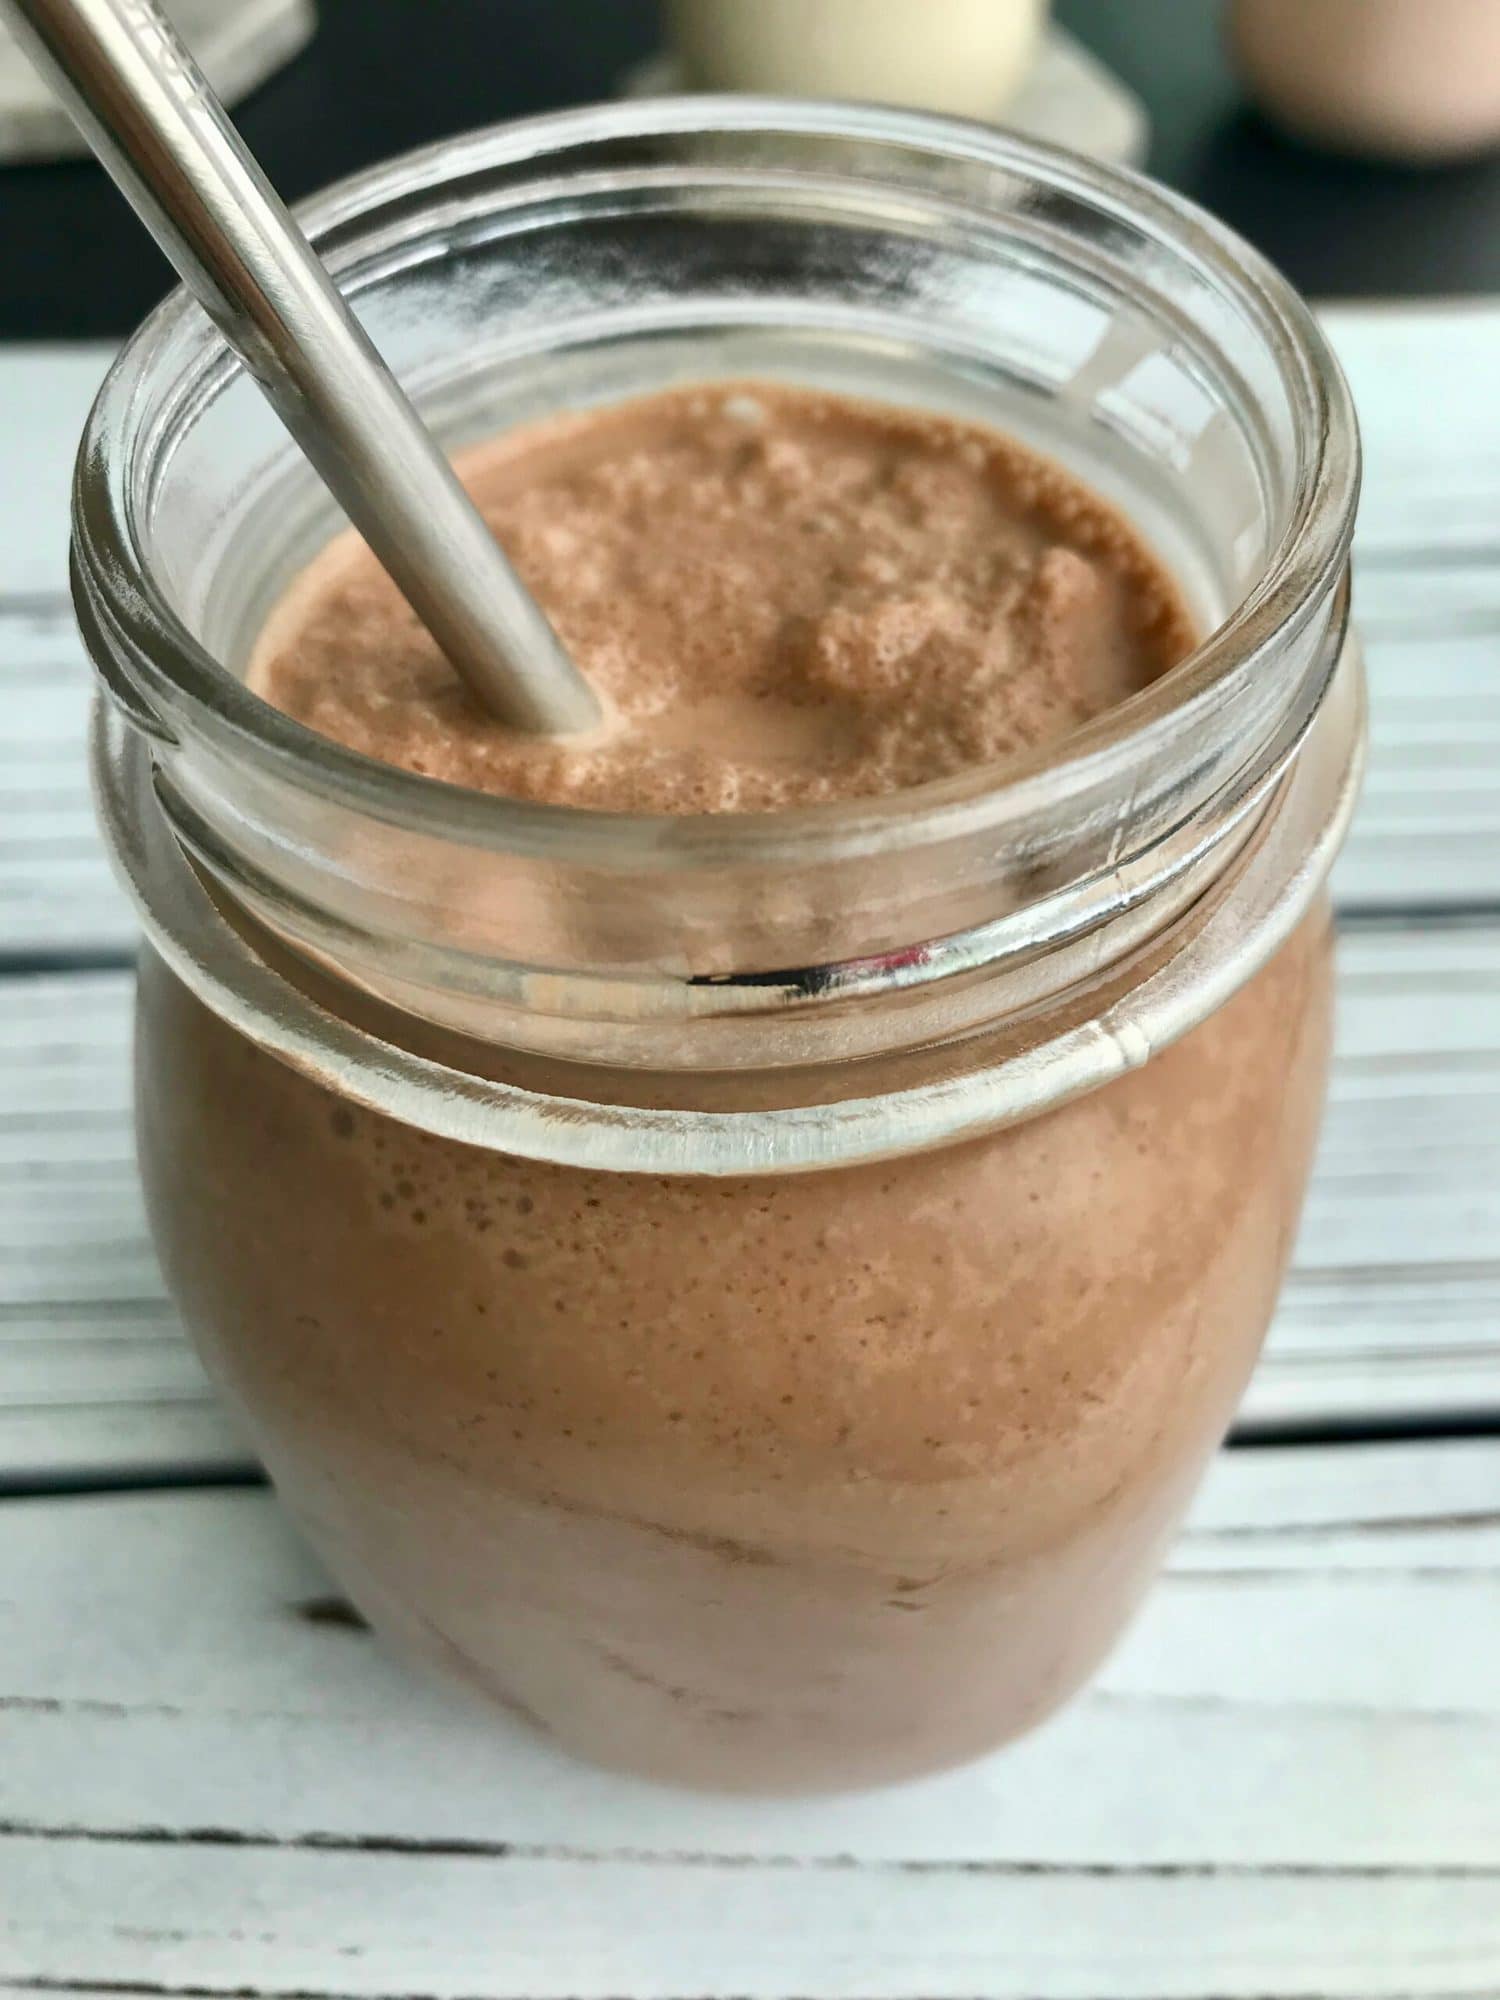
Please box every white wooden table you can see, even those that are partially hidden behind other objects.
[2,309,1498,1998]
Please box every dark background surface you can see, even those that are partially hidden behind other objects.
[4,0,1500,341]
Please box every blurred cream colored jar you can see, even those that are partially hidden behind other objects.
[1229,0,1500,161]
[664,0,1049,118]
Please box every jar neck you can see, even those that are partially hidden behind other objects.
[82,540,1354,1072]
[93,629,1363,1169]
[71,101,1363,1114]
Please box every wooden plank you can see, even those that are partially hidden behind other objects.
[1325,300,1500,559]
[2,923,1498,1481]
[3,312,1500,957]
[3,311,1499,1472]
[0,601,131,957]
[0,351,122,957]
[0,302,1492,2000]
[7,605,1500,942]
[3,306,1498,591]
[1,1441,1497,1995]
[4,1845,1495,2000]
[1328,304,1500,910]
[1340,618,1500,913]
[5,574,1498,954]
[0,348,109,602]
[0,958,255,1478]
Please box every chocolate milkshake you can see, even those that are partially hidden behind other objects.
[250,384,1194,810]
[130,384,1334,1788]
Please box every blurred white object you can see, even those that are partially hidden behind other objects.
[634,11,1148,167]
[665,0,1047,118]
[0,0,313,161]
[1228,0,1500,162]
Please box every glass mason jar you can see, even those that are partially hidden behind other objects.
[76,100,1361,1791]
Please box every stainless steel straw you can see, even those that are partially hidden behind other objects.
[2,0,602,734]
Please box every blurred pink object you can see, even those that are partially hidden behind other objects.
[1228,0,1500,162]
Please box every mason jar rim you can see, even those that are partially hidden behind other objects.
[74,93,1358,877]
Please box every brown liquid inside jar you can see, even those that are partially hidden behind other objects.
[135,385,1334,1788]
[249,384,1196,811]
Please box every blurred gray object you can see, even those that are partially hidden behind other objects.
[625,22,1148,168]
[0,0,314,160]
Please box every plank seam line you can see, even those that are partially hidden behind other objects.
[0,592,73,621]
[1278,1260,1500,1285]
[0,1397,221,1416]
[1334,903,1500,929]
[4,1988,1496,2000]
[0,1304,168,1320]
[1171,1565,1500,1583]
[6,1424,1500,1505]
[0,954,137,979]
[1229,1412,1500,1448]
[5,1686,1493,1726]
[1360,612,1500,637]
[1357,542,1500,572]
[0,1316,178,1336]
[1192,1507,1500,1539]
[0,1822,1497,1878]
[0,1468,264,1500]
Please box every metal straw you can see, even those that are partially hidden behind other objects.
[3,0,602,735]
